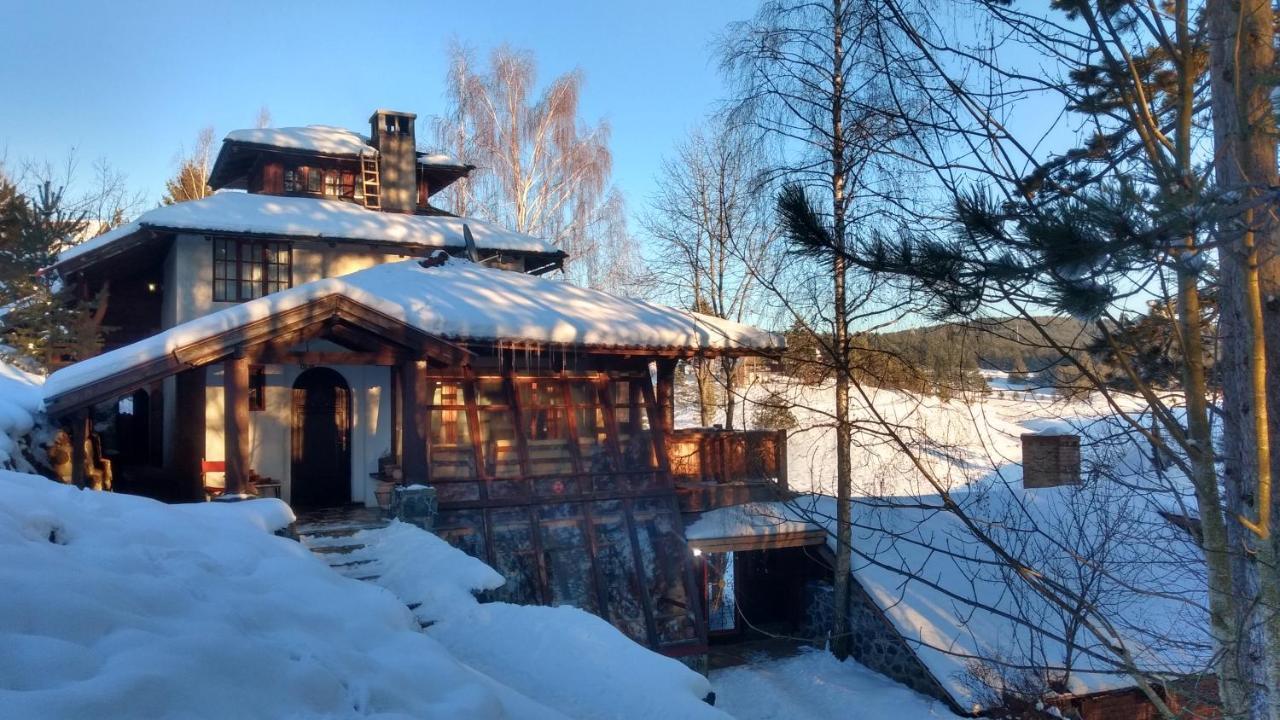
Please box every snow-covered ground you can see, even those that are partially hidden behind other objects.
[710,648,952,720]
[720,375,1149,497]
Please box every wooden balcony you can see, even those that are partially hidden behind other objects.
[666,429,789,513]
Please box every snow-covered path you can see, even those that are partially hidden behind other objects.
[710,648,953,719]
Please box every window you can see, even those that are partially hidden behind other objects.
[340,171,357,199]
[248,366,267,411]
[212,238,292,302]
[475,378,523,499]
[284,169,300,193]
[323,171,339,197]
[519,379,578,493]
[306,167,322,193]
[426,380,480,502]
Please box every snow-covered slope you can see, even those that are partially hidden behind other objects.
[0,474,725,719]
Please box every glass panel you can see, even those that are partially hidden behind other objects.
[429,408,474,479]
[590,500,649,642]
[434,480,481,503]
[632,497,698,644]
[479,408,521,478]
[706,551,737,633]
[307,168,322,192]
[488,508,540,604]
[429,381,466,407]
[537,503,598,613]
[434,509,486,560]
[475,379,508,405]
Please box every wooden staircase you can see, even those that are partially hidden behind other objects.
[360,155,381,210]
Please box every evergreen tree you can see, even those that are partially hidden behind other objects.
[0,176,101,370]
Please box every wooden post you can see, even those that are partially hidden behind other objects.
[70,410,89,489]
[400,359,429,484]
[173,368,206,500]
[389,363,402,464]
[655,359,676,436]
[224,352,250,495]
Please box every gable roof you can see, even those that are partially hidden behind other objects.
[52,192,563,275]
[44,258,783,411]
[208,124,475,191]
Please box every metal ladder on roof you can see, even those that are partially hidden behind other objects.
[360,155,381,210]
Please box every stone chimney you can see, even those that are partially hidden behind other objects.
[369,109,417,214]
[1021,432,1081,489]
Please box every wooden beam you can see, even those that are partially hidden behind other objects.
[224,352,250,495]
[655,359,676,435]
[245,348,408,366]
[173,367,206,501]
[686,529,827,554]
[401,360,429,484]
[70,410,89,489]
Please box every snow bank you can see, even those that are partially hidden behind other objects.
[710,647,950,720]
[0,473,577,719]
[46,258,783,403]
[345,521,727,720]
[0,361,44,470]
[56,191,559,266]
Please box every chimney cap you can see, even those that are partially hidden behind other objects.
[370,109,418,122]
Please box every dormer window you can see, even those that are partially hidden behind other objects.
[212,237,292,302]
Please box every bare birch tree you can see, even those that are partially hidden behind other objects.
[431,43,633,288]
[161,126,214,205]
[641,122,781,428]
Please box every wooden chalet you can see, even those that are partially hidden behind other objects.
[41,109,788,660]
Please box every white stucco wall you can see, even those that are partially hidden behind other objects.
[163,234,417,329]
[202,363,393,507]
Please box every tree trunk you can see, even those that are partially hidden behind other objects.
[828,0,854,662]
[1208,0,1280,716]
[696,358,716,427]
[721,356,738,430]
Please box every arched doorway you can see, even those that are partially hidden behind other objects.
[291,367,352,507]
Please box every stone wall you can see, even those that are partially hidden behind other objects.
[803,578,956,709]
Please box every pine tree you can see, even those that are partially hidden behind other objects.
[0,177,101,370]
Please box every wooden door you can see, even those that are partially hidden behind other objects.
[291,368,352,507]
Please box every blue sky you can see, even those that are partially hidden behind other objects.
[0,0,746,217]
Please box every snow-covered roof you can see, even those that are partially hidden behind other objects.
[224,125,374,157]
[44,257,783,402]
[684,502,821,542]
[221,125,469,168]
[55,192,561,269]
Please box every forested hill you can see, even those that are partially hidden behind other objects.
[875,317,1091,374]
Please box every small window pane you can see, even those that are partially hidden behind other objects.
[429,408,475,480]
[488,508,540,604]
[306,168,322,192]
[479,408,520,478]
[591,500,649,642]
[538,503,598,613]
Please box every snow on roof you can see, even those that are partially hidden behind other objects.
[419,151,468,167]
[684,502,820,542]
[776,446,1208,711]
[56,192,560,266]
[222,125,468,167]
[44,257,783,402]
[223,125,374,156]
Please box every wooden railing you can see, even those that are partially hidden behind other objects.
[665,429,787,491]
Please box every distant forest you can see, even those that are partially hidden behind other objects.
[780,316,1110,398]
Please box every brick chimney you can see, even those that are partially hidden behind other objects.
[1021,432,1081,489]
[369,110,417,213]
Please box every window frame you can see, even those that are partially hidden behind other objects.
[211,237,293,303]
